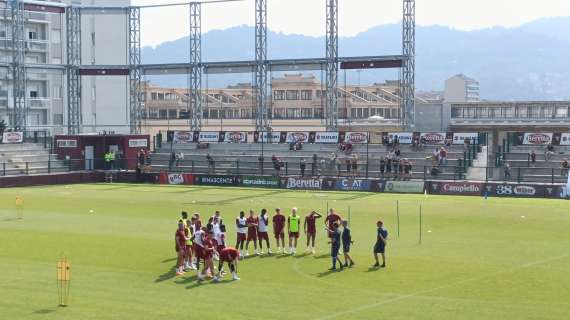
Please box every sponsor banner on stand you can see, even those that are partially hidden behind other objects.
[167,173,184,185]
[314,132,340,144]
[253,131,282,143]
[286,132,310,143]
[198,132,220,143]
[385,181,425,193]
[240,176,280,188]
[421,132,446,145]
[429,181,483,196]
[283,177,322,190]
[389,132,414,144]
[173,131,194,144]
[222,131,247,143]
[544,185,566,199]
[453,133,478,145]
[521,133,552,145]
[321,178,336,190]
[559,133,570,146]
[484,183,545,198]
[128,139,148,148]
[56,139,78,148]
[1,132,23,144]
[343,132,369,144]
[194,175,237,186]
[334,178,372,191]
[370,180,387,192]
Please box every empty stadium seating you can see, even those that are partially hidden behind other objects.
[0,143,68,176]
[502,145,569,183]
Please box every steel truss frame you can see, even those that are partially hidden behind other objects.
[4,0,413,133]
[402,0,416,130]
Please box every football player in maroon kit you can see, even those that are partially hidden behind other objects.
[324,208,342,238]
[175,220,190,276]
[197,227,216,282]
[245,209,260,256]
[213,246,241,282]
[272,208,286,253]
[304,210,322,254]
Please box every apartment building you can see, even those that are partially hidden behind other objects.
[142,74,403,122]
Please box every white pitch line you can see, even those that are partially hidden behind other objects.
[314,253,570,320]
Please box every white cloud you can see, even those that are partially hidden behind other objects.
[132,0,570,47]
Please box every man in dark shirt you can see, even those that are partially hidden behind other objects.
[341,221,355,267]
[328,222,343,271]
[373,220,388,268]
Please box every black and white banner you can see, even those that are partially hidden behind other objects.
[453,133,478,145]
[314,132,339,144]
[559,133,570,146]
[521,133,552,145]
[389,132,413,144]
[283,177,322,190]
[173,131,194,144]
[286,132,310,143]
[198,132,220,143]
[421,132,446,145]
[168,173,184,185]
[342,132,369,144]
[222,131,247,143]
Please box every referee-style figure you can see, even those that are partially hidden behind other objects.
[373,220,388,268]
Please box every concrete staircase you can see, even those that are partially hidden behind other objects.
[467,146,488,181]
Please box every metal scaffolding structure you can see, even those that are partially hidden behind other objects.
[10,0,26,131]
[66,6,81,134]
[325,0,338,131]
[128,6,142,134]
[254,0,268,131]
[189,2,202,132]
[1,0,413,133]
[402,0,416,130]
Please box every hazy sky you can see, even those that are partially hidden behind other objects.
[132,0,570,47]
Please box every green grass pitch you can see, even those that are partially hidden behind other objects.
[0,184,569,319]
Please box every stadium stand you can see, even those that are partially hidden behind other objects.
[0,143,68,176]
[503,145,570,183]
[150,143,469,180]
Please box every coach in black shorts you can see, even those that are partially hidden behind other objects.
[373,220,388,268]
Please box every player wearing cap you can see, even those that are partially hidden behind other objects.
[287,208,301,255]
[235,211,247,257]
[257,208,272,254]
[373,220,388,268]
[245,209,259,256]
[304,210,322,254]
[213,246,241,282]
[175,220,190,276]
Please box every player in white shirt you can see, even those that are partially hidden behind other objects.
[235,211,248,258]
[257,208,272,254]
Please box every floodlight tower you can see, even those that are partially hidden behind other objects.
[10,0,26,131]
[325,0,338,131]
[189,2,202,132]
[254,0,268,132]
[402,0,416,130]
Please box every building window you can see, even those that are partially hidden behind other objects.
[157,93,164,100]
[301,108,312,118]
[301,90,312,100]
[159,109,167,119]
[53,86,62,99]
[151,92,157,100]
[53,114,63,125]
[286,90,299,100]
[168,109,177,119]
[273,90,285,100]
[29,90,38,98]
[28,31,38,40]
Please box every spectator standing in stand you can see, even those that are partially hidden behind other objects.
[312,154,318,176]
[504,161,512,181]
[529,150,537,167]
[545,143,555,162]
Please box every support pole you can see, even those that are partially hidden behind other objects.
[396,200,400,238]
[190,2,203,132]
[419,204,422,245]
[254,0,268,131]
[11,0,26,132]
[402,0,416,130]
[128,6,142,134]
[325,0,338,131]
